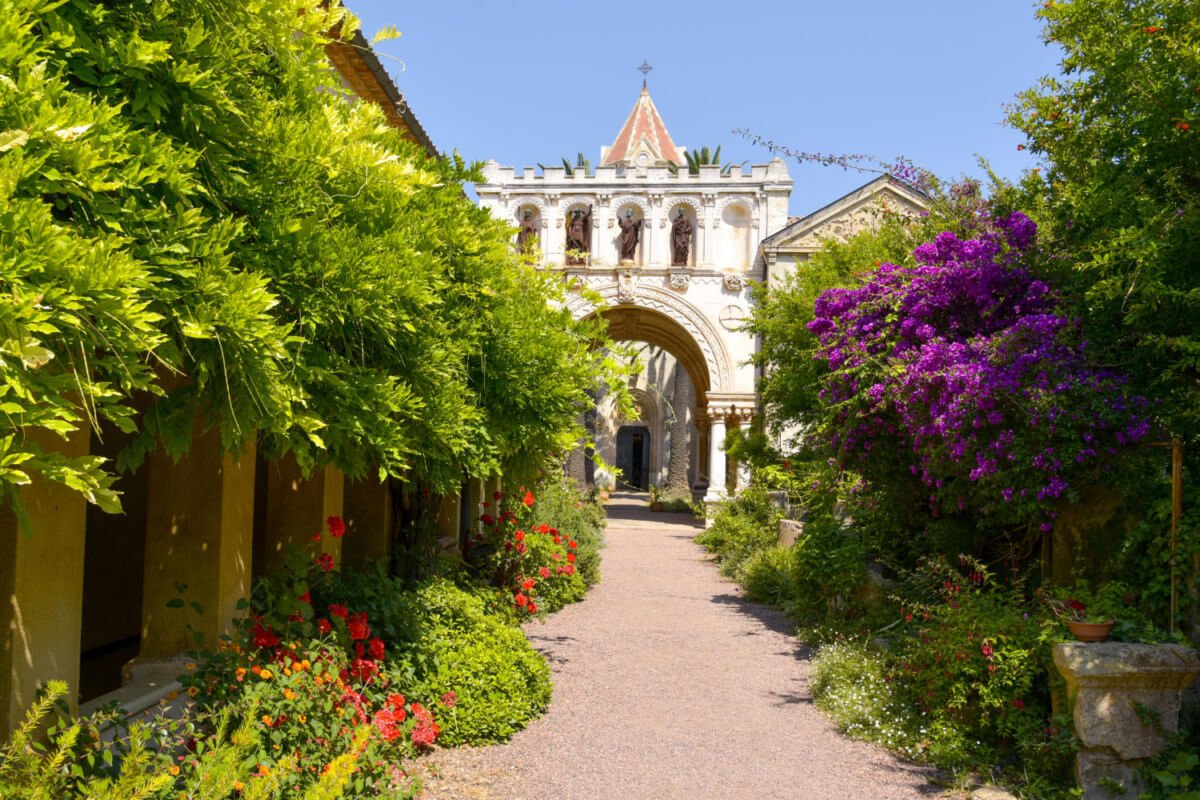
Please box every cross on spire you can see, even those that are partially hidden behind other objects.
[638,59,653,88]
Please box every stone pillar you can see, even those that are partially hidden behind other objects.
[140,431,256,662]
[665,367,693,499]
[342,477,391,571]
[435,492,461,552]
[704,410,728,507]
[730,410,751,491]
[565,445,587,487]
[694,408,710,490]
[261,459,344,575]
[464,478,484,540]
[1054,642,1200,799]
[0,427,89,731]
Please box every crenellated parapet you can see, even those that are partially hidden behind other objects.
[477,158,792,275]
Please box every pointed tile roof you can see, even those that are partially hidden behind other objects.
[600,87,685,167]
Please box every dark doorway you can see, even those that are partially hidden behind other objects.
[616,425,650,490]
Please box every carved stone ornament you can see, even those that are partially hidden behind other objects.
[668,271,690,291]
[617,270,638,304]
[723,273,745,292]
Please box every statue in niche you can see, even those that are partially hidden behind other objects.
[566,206,592,265]
[616,207,642,262]
[670,208,693,266]
[516,208,539,253]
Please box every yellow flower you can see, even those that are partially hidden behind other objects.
[262,714,274,726]
[169,765,180,776]
[298,714,307,724]
[184,662,197,672]
[186,686,199,698]
[283,689,296,700]
[233,781,245,792]
[300,659,311,670]
[259,669,273,680]
[283,668,292,677]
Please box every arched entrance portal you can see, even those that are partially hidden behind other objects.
[615,425,650,490]
[573,304,714,498]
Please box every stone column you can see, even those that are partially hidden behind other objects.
[1054,642,1200,799]
[435,491,462,553]
[731,408,752,491]
[342,477,391,571]
[0,427,89,731]
[665,366,693,499]
[261,459,344,575]
[704,409,728,507]
[139,430,256,663]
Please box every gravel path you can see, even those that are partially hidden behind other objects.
[421,493,942,800]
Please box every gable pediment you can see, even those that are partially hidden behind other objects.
[762,175,928,254]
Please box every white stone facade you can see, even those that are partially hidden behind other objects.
[476,158,791,503]
[476,95,927,506]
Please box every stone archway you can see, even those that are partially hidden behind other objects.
[567,288,728,498]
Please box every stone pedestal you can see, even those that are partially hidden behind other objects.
[1054,642,1200,799]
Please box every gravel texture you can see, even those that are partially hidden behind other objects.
[421,493,943,800]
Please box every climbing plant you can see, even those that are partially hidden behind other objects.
[0,0,611,510]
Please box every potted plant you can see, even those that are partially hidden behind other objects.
[1044,593,1115,642]
[647,484,664,512]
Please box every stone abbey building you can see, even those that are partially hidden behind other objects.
[477,85,927,505]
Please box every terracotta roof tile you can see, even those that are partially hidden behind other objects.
[601,87,684,166]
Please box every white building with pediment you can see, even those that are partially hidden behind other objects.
[476,86,926,506]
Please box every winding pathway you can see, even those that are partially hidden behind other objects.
[422,493,941,800]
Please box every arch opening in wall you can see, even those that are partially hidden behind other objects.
[720,201,752,269]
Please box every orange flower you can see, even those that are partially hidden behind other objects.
[170,765,180,776]
[284,689,296,700]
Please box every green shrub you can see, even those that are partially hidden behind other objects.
[741,545,797,607]
[695,487,779,581]
[786,513,868,621]
[811,641,913,754]
[512,473,605,586]
[384,579,552,745]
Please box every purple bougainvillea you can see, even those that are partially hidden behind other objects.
[807,212,1150,526]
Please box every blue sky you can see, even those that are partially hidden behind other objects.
[345,2,1062,216]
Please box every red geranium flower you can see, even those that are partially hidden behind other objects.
[522,490,535,508]
[480,513,495,526]
[440,691,457,708]
[568,540,577,550]
[514,530,525,542]
[528,602,538,613]
[315,552,335,572]
[514,593,528,607]
[297,591,311,605]
[369,637,386,660]
[539,567,551,579]
[317,618,332,634]
[347,612,370,641]
[522,578,536,591]
[251,622,280,649]
[326,516,346,538]
[566,552,576,563]
[515,542,527,555]
[981,642,994,658]
[328,603,349,618]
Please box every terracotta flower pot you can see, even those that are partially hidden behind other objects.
[1067,619,1115,642]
